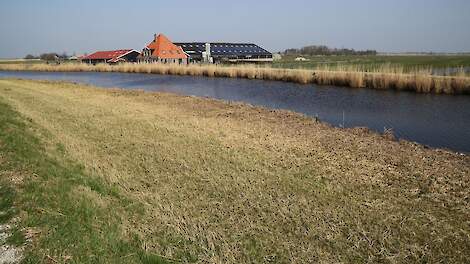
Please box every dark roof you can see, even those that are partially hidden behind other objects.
[174,42,272,57]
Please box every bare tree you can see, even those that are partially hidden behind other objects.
[39,53,59,61]
[24,54,37,59]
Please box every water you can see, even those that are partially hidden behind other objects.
[1,71,469,153]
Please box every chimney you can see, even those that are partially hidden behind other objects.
[205,43,211,56]
[154,33,157,42]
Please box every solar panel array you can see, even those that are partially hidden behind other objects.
[174,43,272,57]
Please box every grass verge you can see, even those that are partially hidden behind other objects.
[0,96,173,263]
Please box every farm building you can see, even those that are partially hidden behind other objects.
[81,49,140,64]
[174,42,273,63]
[138,34,188,64]
[294,57,309,61]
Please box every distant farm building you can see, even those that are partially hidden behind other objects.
[294,57,310,62]
[138,34,188,64]
[67,55,80,61]
[81,49,140,64]
[272,53,282,61]
[174,42,273,63]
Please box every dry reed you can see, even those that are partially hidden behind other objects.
[0,62,469,94]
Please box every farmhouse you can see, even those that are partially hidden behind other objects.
[138,34,188,64]
[174,42,273,63]
[81,49,140,64]
[81,33,272,65]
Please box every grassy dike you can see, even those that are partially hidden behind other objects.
[0,85,170,263]
[0,79,469,263]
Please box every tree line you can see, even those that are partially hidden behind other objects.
[24,52,72,61]
[284,45,377,56]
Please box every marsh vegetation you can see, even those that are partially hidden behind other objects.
[1,62,469,94]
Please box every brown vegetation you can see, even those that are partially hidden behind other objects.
[1,63,469,94]
[1,79,469,263]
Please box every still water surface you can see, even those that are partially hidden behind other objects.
[1,71,469,153]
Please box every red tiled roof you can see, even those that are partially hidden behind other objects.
[82,49,133,60]
[146,34,188,59]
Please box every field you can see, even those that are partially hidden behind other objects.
[0,79,469,263]
[274,54,470,72]
[0,59,43,65]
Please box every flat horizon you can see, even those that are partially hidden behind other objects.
[1,0,470,58]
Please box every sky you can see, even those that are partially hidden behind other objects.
[0,0,469,58]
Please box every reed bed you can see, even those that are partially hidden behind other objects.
[1,63,469,94]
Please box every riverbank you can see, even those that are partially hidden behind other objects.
[1,63,469,94]
[1,79,469,263]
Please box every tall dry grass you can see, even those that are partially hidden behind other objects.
[0,62,469,94]
[2,79,469,263]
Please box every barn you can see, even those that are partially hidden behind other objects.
[174,42,273,63]
[138,34,188,64]
[81,49,140,64]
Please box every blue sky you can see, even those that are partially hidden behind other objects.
[0,0,469,58]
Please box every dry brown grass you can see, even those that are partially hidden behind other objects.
[0,79,469,263]
[1,63,470,94]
